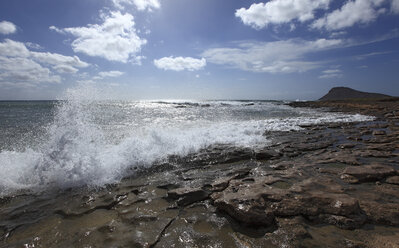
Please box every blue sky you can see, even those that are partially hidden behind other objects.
[0,0,398,100]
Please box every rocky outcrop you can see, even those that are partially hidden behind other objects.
[341,164,396,183]
[211,178,367,230]
[2,98,399,248]
[319,87,391,101]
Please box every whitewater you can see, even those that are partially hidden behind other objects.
[0,86,374,196]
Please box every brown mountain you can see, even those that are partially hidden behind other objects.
[319,87,391,101]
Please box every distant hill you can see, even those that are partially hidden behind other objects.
[319,87,391,101]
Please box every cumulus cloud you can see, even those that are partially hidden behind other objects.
[154,57,207,71]
[319,69,343,79]
[25,42,44,50]
[0,39,89,87]
[0,39,30,57]
[202,39,342,73]
[112,0,160,11]
[0,56,61,85]
[93,71,125,80]
[98,70,125,78]
[0,21,17,35]
[30,52,89,73]
[311,0,386,30]
[52,11,146,63]
[235,0,331,29]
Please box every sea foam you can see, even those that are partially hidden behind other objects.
[0,85,374,196]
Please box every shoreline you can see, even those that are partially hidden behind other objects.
[1,99,399,247]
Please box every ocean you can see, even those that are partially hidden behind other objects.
[0,86,373,196]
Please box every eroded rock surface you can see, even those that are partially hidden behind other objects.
[2,99,399,248]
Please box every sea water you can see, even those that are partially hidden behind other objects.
[0,86,373,196]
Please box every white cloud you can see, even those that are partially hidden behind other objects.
[235,0,331,29]
[53,11,147,63]
[354,51,393,60]
[25,42,44,50]
[30,52,89,73]
[0,21,17,35]
[392,0,399,13]
[0,39,89,87]
[0,39,30,57]
[0,56,61,84]
[319,69,343,79]
[49,25,64,33]
[311,0,386,30]
[112,0,160,11]
[98,70,125,78]
[154,57,207,71]
[202,39,342,73]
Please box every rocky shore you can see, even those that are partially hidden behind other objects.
[1,99,399,248]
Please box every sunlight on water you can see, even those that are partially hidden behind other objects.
[0,84,374,195]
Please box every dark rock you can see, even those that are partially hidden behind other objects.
[317,214,366,230]
[319,87,391,101]
[255,149,281,160]
[339,143,356,149]
[167,187,209,206]
[344,239,367,248]
[288,141,332,152]
[270,161,292,170]
[386,176,399,185]
[360,130,372,135]
[211,178,366,230]
[360,201,399,226]
[341,164,396,183]
[328,123,342,129]
[385,113,394,118]
[372,130,386,136]
[354,150,394,158]
[223,148,253,164]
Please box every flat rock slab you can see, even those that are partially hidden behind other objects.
[341,164,396,183]
[167,187,210,206]
[386,176,399,185]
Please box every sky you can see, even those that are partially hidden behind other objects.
[0,0,398,100]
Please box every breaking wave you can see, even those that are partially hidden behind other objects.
[0,85,374,196]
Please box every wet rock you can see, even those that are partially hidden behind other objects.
[212,194,276,227]
[344,239,367,248]
[211,178,366,230]
[316,214,366,230]
[361,130,372,136]
[270,217,312,247]
[288,141,333,152]
[270,161,292,170]
[207,169,252,192]
[167,187,209,207]
[386,176,399,185]
[354,150,394,158]
[223,148,253,164]
[316,151,360,165]
[341,164,396,183]
[360,201,399,226]
[339,143,356,149]
[385,113,394,118]
[255,149,281,160]
[365,137,395,144]
[373,130,386,136]
[347,136,362,141]
[273,192,364,221]
[54,190,127,217]
[328,123,342,129]
[367,144,396,152]
[211,180,281,227]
